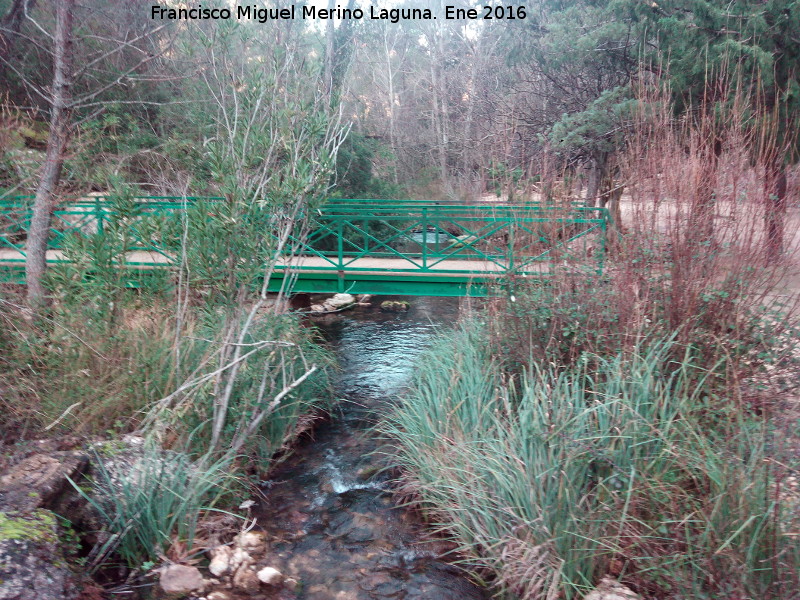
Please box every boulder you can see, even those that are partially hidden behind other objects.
[158,564,205,595]
[0,509,78,600]
[379,300,410,313]
[0,452,88,512]
[583,576,641,600]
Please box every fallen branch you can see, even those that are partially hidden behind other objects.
[228,364,318,455]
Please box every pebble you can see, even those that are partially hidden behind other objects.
[256,566,284,586]
[232,566,261,594]
[208,546,232,577]
[159,564,205,594]
[236,530,267,552]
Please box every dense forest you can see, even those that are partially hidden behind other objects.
[0,1,799,600]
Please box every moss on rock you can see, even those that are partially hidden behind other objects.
[0,510,59,544]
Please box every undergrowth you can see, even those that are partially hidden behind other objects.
[383,81,800,599]
[383,328,798,599]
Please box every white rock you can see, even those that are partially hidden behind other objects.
[310,303,326,313]
[159,564,205,594]
[229,547,252,571]
[324,293,355,310]
[206,592,232,600]
[208,546,232,577]
[121,434,145,447]
[236,531,266,552]
[256,566,284,586]
[583,576,641,600]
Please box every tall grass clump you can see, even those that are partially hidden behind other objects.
[71,443,235,571]
[383,326,798,599]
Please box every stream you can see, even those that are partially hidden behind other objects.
[255,296,489,600]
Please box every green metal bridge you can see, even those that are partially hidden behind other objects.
[0,196,609,296]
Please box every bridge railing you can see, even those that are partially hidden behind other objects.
[1,196,609,277]
[0,196,218,262]
[291,202,609,274]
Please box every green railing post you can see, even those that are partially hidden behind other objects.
[337,217,343,270]
[435,214,440,255]
[422,207,427,269]
[508,217,515,272]
[96,197,104,235]
[598,213,607,275]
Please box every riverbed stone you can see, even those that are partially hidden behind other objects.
[358,571,406,597]
[379,300,410,313]
[158,564,205,595]
[232,565,261,594]
[236,530,267,554]
[230,547,253,572]
[256,566,284,586]
[355,465,381,481]
[208,546,232,577]
[323,293,356,311]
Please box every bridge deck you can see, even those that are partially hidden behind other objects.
[0,249,547,275]
[0,250,553,296]
[277,255,547,275]
[0,249,172,266]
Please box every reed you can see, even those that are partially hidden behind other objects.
[383,327,798,599]
[70,442,235,571]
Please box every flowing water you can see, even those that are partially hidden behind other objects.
[255,296,489,600]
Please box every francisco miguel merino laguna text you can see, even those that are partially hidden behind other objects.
[151,4,434,23]
[150,4,527,23]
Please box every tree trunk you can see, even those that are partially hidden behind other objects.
[383,28,399,185]
[430,55,447,188]
[688,135,721,244]
[764,162,788,262]
[585,152,607,207]
[427,25,449,194]
[324,0,355,112]
[26,0,73,311]
[598,165,623,250]
[323,0,334,107]
[0,0,36,73]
